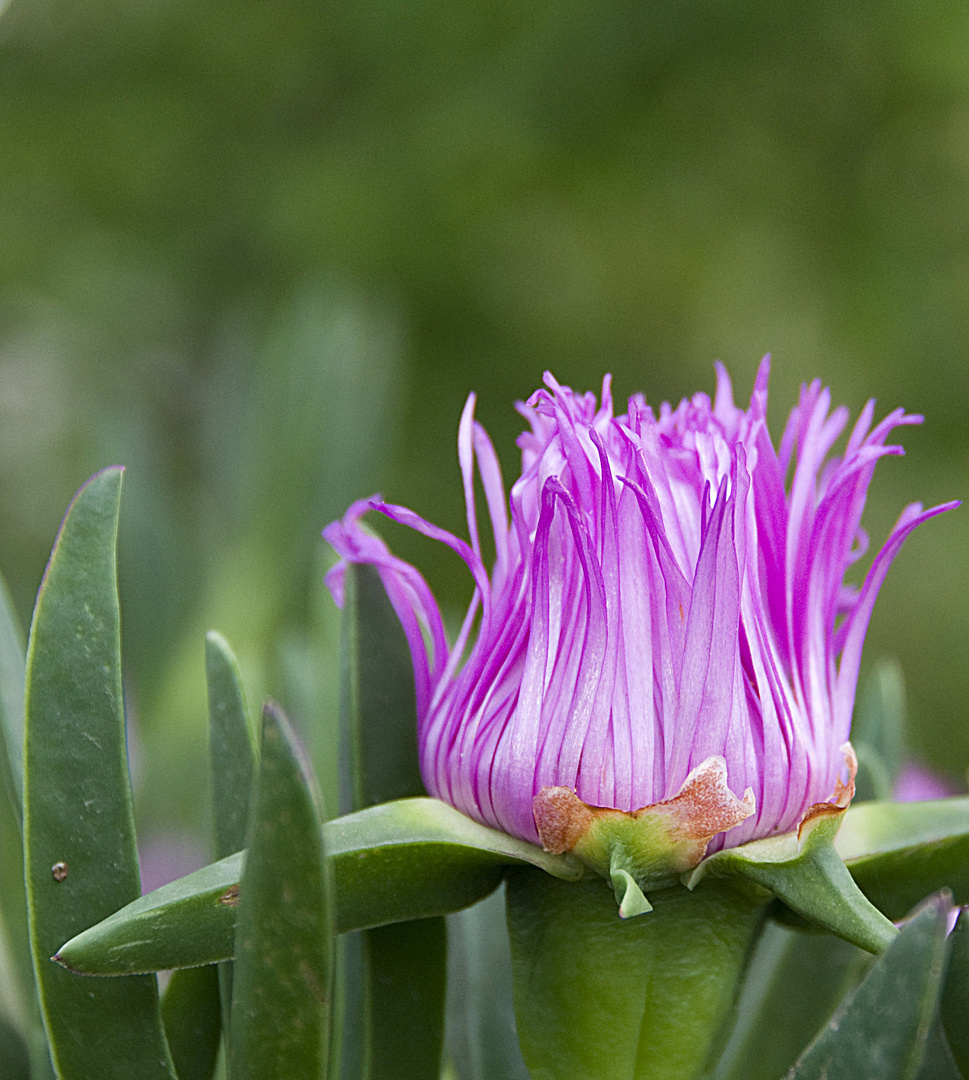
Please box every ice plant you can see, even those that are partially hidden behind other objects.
[325,359,955,894]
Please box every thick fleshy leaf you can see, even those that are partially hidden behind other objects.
[838,798,969,919]
[360,919,446,1079]
[0,570,25,814]
[55,797,581,975]
[446,885,531,1080]
[23,468,177,1079]
[206,631,257,860]
[940,908,969,1076]
[161,966,221,1080]
[205,629,256,1031]
[506,869,768,1080]
[0,572,37,1059]
[340,562,445,1080]
[788,892,951,1080]
[913,1023,963,1080]
[710,921,870,1080]
[228,703,334,1080]
[0,1012,30,1080]
[339,562,424,811]
[852,659,905,802]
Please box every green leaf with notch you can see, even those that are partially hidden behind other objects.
[23,468,177,1079]
[788,892,951,1080]
[54,796,581,975]
[228,702,333,1080]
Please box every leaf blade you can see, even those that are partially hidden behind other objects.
[161,966,221,1080]
[228,703,333,1080]
[339,562,445,1080]
[23,468,176,1080]
[55,797,581,976]
[788,892,951,1080]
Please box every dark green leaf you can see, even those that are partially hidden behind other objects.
[838,799,969,920]
[228,702,334,1080]
[940,908,969,1076]
[913,1022,963,1080]
[853,659,906,802]
[339,562,424,811]
[55,797,581,975]
[205,629,256,1032]
[206,631,256,861]
[710,921,870,1080]
[506,869,768,1080]
[23,468,177,1080]
[0,1011,30,1080]
[339,562,445,1080]
[360,918,446,1080]
[446,885,531,1080]
[788,892,951,1080]
[162,966,221,1080]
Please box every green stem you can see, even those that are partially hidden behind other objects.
[505,868,769,1080]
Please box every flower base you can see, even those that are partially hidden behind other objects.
[505,867,770,1080]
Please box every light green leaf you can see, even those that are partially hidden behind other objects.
[23,468,176,1079]
[55,797,581,975]
[0,570,25,819]
[853,659,906,803]
[0,571,37,1059]
[228,702,333,1080]
[838,798,969,920]
[161,966,221,1080]
[788,892,951,1080]
[446,885,531,1080]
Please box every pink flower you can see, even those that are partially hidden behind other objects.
[325,360,956,852]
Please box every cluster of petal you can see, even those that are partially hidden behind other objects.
[324,359,956,852]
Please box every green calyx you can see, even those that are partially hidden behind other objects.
[533,755,756,915]
[534,747,895,955]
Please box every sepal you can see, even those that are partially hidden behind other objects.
[686,806,896,954]
[534,755,753,915]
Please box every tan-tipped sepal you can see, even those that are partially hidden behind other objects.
[533,756,756,905]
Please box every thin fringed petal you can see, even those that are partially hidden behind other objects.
[324,364,957,855]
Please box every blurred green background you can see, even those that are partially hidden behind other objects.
[0,0,966,854]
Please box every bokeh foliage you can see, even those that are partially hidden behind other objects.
[0,0,965,847]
